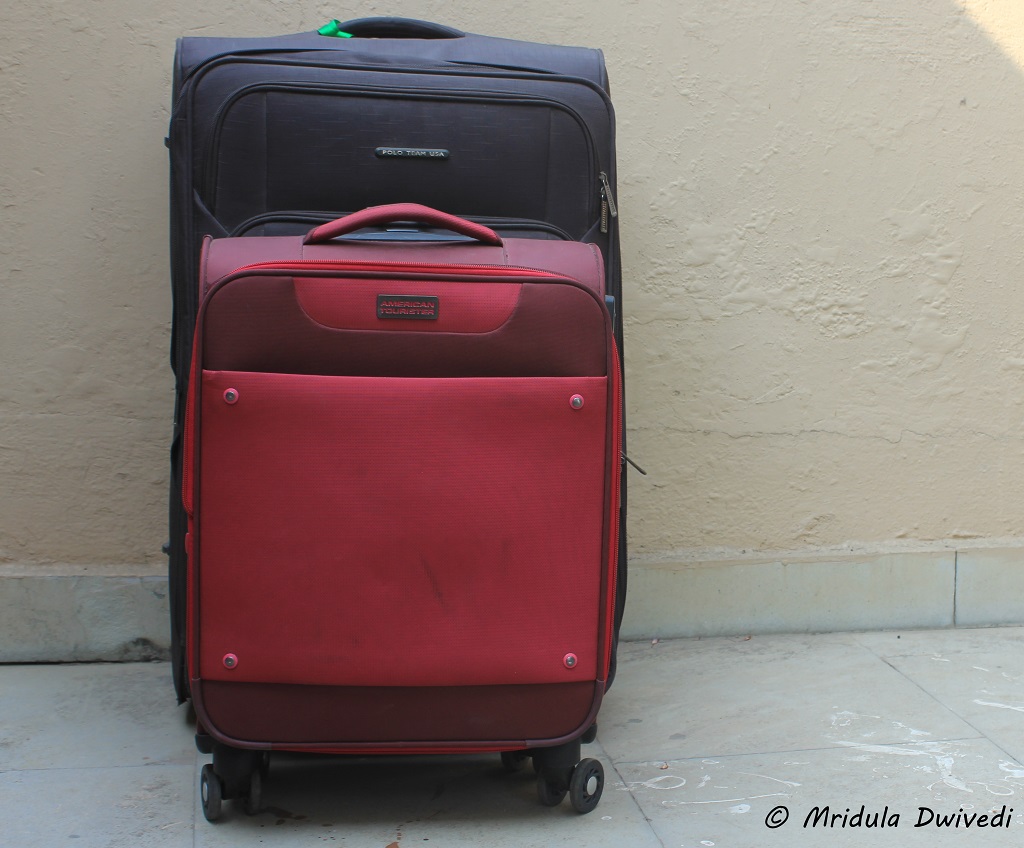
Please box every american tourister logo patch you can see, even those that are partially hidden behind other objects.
[377,295,440,320]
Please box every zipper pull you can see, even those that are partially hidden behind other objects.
[622,453,647,476]
[600,171,618,233]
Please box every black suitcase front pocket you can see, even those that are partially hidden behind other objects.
[206,84,597,238]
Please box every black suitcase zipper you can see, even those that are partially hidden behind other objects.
[173,52,613,114]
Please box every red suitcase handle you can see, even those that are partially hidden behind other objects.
[303,204,504,246]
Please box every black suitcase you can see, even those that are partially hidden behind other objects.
[166,18,625,703]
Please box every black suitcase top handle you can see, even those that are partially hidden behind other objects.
[321,18,464,40]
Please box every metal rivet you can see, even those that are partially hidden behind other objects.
[564,653,578,669]
[570,394,584,409]
[223,653,238,669]
[223,388,239,404]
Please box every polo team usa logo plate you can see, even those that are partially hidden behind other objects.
[377,294,440,320]
[375,147,450,160]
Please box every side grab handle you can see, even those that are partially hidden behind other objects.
[302,203,504,246]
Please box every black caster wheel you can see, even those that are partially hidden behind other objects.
[569,758,604,814]
[244,768,262,816]
[501,751,529,773]
[536,768,568,807]
[200,763,223,822]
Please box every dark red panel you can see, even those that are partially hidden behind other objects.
[200,276,608,377]
[196,680,600,747]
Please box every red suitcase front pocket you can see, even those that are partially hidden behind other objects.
[194,370,610,690]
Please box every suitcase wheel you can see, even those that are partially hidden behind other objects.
[500,751,529,773]
[568,758,604,814]
[200,763,223,822]
[201,746,269,822]
[536,757,605,813]
[536,767,569,807]
[244,768,263,816]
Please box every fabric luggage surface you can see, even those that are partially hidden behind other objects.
[184,205,621,818]
[166,16,624,715]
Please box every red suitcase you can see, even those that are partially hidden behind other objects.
[183,204,621,820]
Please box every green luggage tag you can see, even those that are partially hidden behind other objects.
[317,20,353,38]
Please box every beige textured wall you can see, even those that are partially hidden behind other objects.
[3,1,1024,577]
[627,0,1024,558]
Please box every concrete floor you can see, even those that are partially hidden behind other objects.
[4,627,1024,847]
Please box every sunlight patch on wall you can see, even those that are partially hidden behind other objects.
[959,0,1024,69]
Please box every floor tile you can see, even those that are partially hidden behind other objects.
[599,634,981,763]
[857,631,1024,763]
[617,739,1024,847]
[0,662,194,770]
[1,765,193,848]
[853,627,1024,659]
